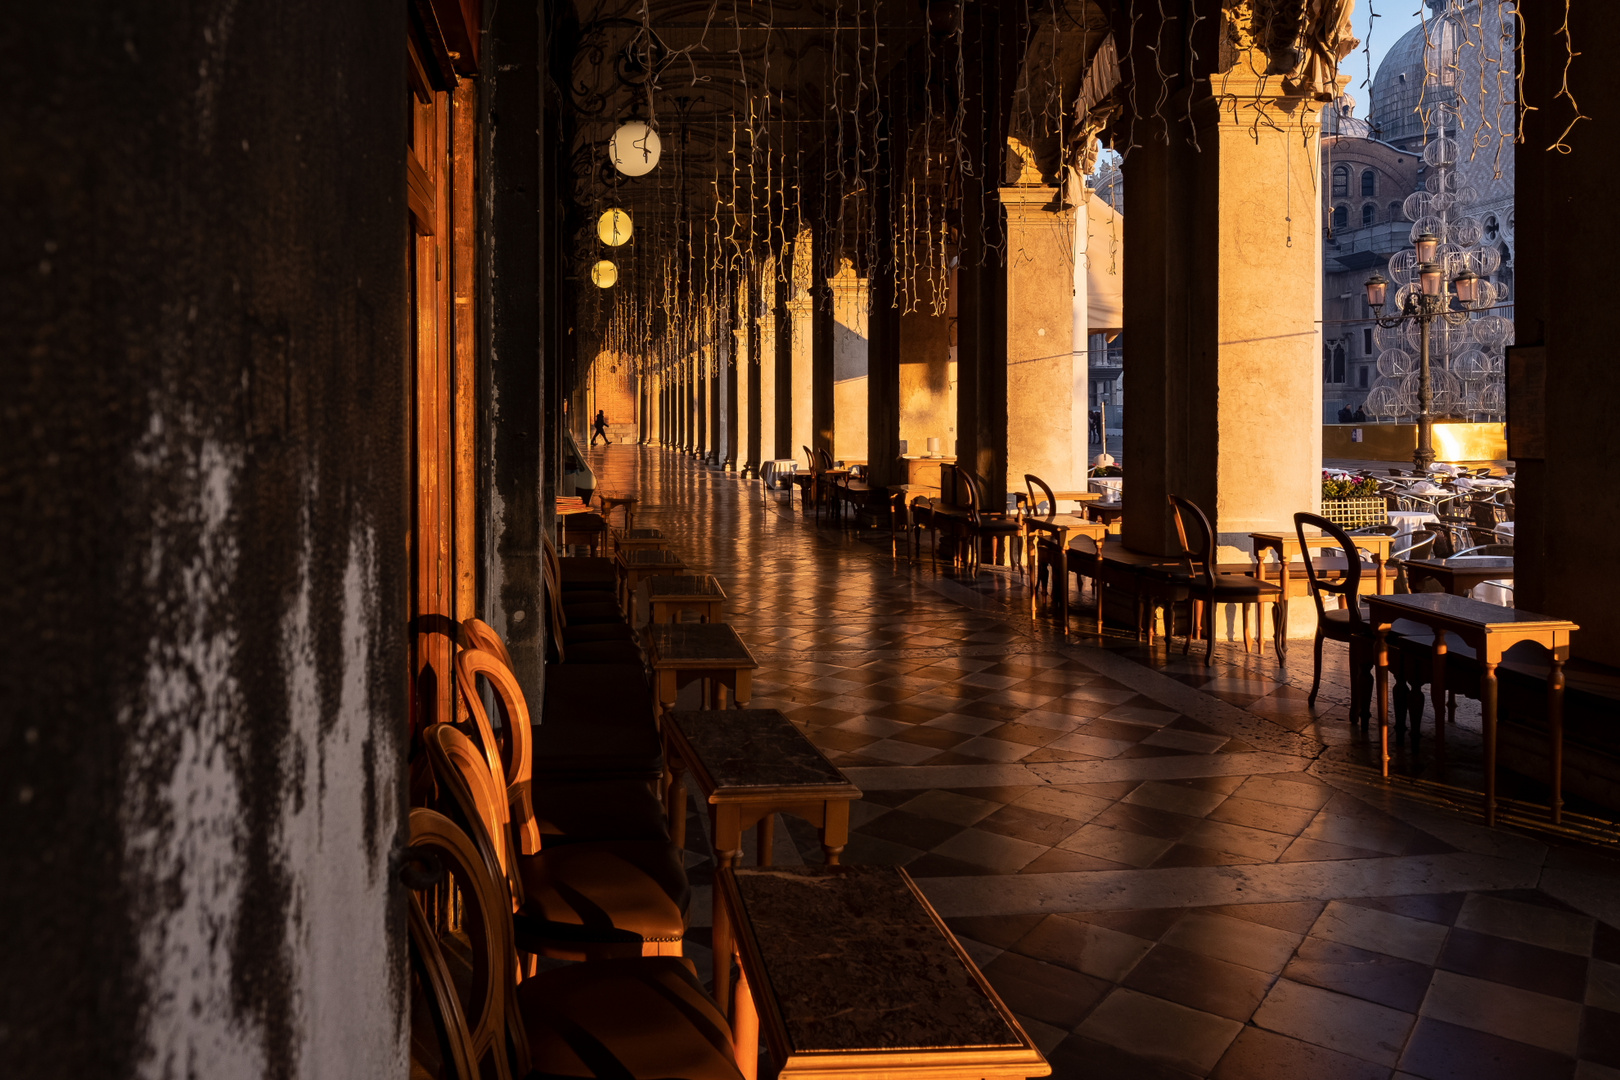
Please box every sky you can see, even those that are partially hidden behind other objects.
[1344,1,1428,113]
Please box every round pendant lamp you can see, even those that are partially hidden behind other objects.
[590,260,618,288]
[609,121,662,177]
[598,208,633,246]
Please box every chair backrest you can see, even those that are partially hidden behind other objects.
[1393,528,1440,562]
[463,618,515,671]
[424,722,524,909]
[1167,494,1216,586]
[1294,512,1364,626]
[803,444,817,473]
[454,647,540,855]
[1024,474,1056,522]
[816,447,834,472]
[959,469,984,525]
[406,807,515,1080]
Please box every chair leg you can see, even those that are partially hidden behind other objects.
[1274,601,1287,664]
[1183,600,1194,655]
[1242,605,1253,655]
[1309,630,1324,705]
[1204,601,1216,664]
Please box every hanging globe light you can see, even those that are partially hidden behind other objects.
[590,260,618,288]
[598,208,633,246]
[608,121,661,176]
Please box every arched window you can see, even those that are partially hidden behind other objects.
[1484,214,1500,241]
[1332,165,1350,197]
[1333,204,1348,230]
[1389,201,1403,222]
[1360,169,1376,196]
[1362,203,1376,227]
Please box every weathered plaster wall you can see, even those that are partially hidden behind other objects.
[2,4,410,1077]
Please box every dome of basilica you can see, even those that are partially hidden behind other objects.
[1369,2,1464,147]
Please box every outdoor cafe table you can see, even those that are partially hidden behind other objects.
[1251,530,1398,596]
[617,547,685,620]
[1367,592,1576,826]
[611,526,666,555]
[644,621,757,712]
[1022,515,1109,626]
[664,708,859,868]
[645,573,726,624]
[713,865,1051,1080]
[1404,556,1515,598]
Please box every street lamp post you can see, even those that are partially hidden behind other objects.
[1364,231,1483,472]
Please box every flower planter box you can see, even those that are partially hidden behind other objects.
[1321,496,1388,529]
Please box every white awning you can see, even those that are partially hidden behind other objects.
[1084,192,1124,332]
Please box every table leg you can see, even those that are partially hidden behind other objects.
[732,957,760,1080]
[821,799,849,865]
[1482,661,1499,827]
[657,668,678,713]
[734,669,752,708]
[1430,631,1448,743]
[1376,554,1387,595]
[666,751,688,852]
[1549,657,1565,825]
[712,806,742,1009]
[1375,626,1391,779]
[756,813,775,866]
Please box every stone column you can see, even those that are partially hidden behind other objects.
[1000,172,1079,497]
[709,341,724,466]
[788,292,815,463]
[899,276,955,460]
[811,234,836,459]
[756,260,779,466]
[742,268,762,477]
[728,282,749,473]
[957,198,1010,511]
[1122,58,1324,556]
[829,259,869,462]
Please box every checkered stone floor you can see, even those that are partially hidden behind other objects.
[591,445,1620,1080]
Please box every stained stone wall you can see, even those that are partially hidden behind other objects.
[2,3,410,1076]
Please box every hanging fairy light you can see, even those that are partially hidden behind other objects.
[609,121,662,177]
[590,259,619,288]
[598,208,633,246]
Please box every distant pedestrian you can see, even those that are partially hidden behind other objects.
[1338,404,1353,423]
[591,409,611,446]
[1352,405,1367,423]
[1089,409,1102,443]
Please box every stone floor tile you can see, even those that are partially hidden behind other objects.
[1141,728,1231,753]
[1309,900,1451,965]
[931,827,1049,872]
[1151,843,1267,869]
[854,738,945,765]
[1180,818,1296,861]
[1019,847,1134,874]
[1161,911,1305,974]
[1011,913,1156,982]
[1577,1062,1620,1080]
[1252,978,1417,1067]
[1056,823,1176,868]
[1284,935,1437,1013]
[1077,988,1244,1075]
[1398,1016,1576,1080]
[976,803,1088,846]
[1234,774,1337,810]
[887,724,973,749]
[1420,970,1584,1056]
[1123,942,1278,1021]
[1584,1008,1620,1071]
[1278,836,1391,862]
[951,736,1039,763]
[1046,1033,1202,1080]
[1091,800,1202,842]
[1211,1027,1392,1080]
[1015,1015,1070,1056]
[896,789,1002,826]
[1456,893,1597,956]
[1343,893,1467,926]
[1437,926,1590,1001]
[1205,900,1328,936]
[945,913,1047,949]
[921,712,1004,735]
[981,951,1112,1029]
[832,714,918,737]
[1207,795,1320,836]
[853,808,963,850]
[1589,959,1620,1012]
[1123,780,1230,818]
[1044,731,1138,758]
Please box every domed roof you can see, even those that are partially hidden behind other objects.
[1369,8,1462,146]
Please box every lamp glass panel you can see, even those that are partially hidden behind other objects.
[598,208,633,246]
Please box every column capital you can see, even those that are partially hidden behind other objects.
[997,186,1076,227]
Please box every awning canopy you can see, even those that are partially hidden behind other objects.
[1084,192,1124,332]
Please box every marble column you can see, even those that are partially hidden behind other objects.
[742,268,762,477]
[772,264,793,460]
[1122,57,1325,557]
[709,340,724,466]
[899,276,955,461]
[829,259,869,462]
[788,292,815,463]
[867,115,903,489]
[1000,174,1079,497]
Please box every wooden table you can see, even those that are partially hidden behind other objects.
[714,865,1051,1080]
[556,498,606,554]
[612,526,666,555]
[1250,529,1397,597]
[1403,556,1515,597]
[1086,500,1124,529]
[664,707,858,871]
[596,492,638,530]
[616,547,685,621]
[644,622,757,711]
[1367,592,1576,825]
[1023,515,1109,626]
[646,573,726,624]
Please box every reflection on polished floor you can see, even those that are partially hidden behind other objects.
[594,446,1620,1080]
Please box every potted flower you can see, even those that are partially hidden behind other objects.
[1320,472,1387,528]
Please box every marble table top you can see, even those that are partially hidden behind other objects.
[619,547,685,568]
[729,866,1023,1053]
[645,622,757,668]
[667,709,857,794]
[646,574,727,600]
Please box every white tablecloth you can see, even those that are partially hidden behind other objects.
[1449,556,1515,606]
[1388,510,1438,538]
[760,459,799,489]
[1089,478,1123,500]
[1495,521,1515,541]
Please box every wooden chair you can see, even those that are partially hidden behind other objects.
[1293,513,1380,719]
[960,470,1021,572]
[1168,494,1287,662]
[1023,474,1062,591]
[406,808,745,1080]
[790,445,820,511]
[425,721,689,960]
